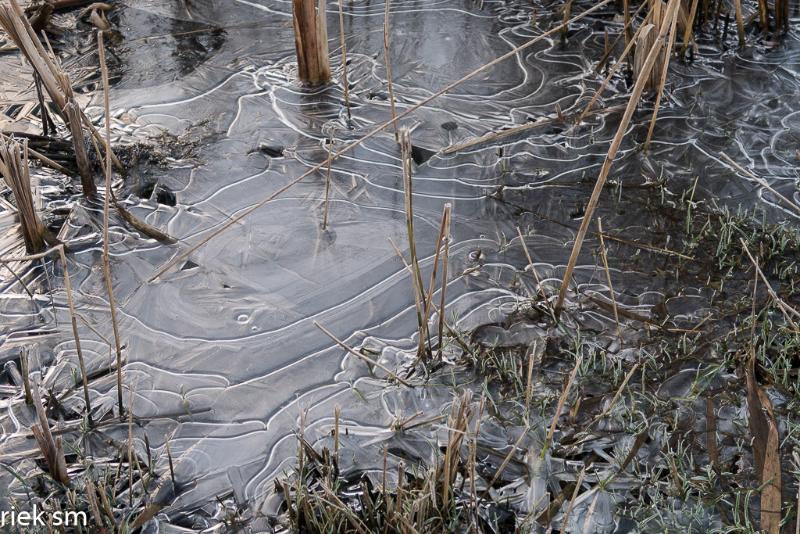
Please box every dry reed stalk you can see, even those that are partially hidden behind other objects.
[681,0,700,53]
[516,226,548,302]
[436,203,451,358]
[31,382,69,484]
[645,3,680,147]
[292,0,331,85]
[0,132,72,177]
[58,246,93,425]
[421,204,451,353]
[733,0,745,46]
[439,391,471,511]
[623,0,631,45]
[740,238,800,329]
[554,0,681,316]
[20,348,32,404]
[383,0,398,141]
[562,0,574,39]
[441,108,629,154]
[721,154,800,217]
[466,399,482,525]
[314,321,412,386]
[595,1,649,73]
[333,405,341,464]
[146,0,614,283]
[525,342,537,414]
[84,480,108,534]
[322,137,333,229]
[576,4,649,124]
[64,100,95,197]
[165,439,176,493]
[487,428,528,488]
[0,137,54,253]
[757,0,768,32]
[400,129,429,357]
[98,31,125,417]
[337,0,351,122]
[596,218,620,336]
[561,465,586,531]
[589,362,639,428]
[542,353,583,457]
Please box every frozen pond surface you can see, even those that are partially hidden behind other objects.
[1,0,799,529]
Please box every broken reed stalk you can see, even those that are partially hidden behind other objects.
[421,203,451,355]
[562,0,574,39]
[292,0,331,86]
[554,0,681,316]
[576,11,648,125]
[98,32,125,417]
[314,321,412,386]
[439,391,471,511]
[31,382,69,484]
[721,154,800,217]
[596,218,621,336]
[20,348,32,404]
[383,0,399,141]
[733,0,746,46]
[336,0,351,122]
[58,246,93,426]
[437,204,451,358]
[740,238,800,329]
[0,137,55,253]
[542,353,583,458]
[64,100,95,197]
[681,0,700,54]
[0,132,72,177]
[146,0,614,283]
[399,129,429,358]
[644,2,680,147]
[516,226,550,305]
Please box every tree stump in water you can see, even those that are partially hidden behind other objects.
[292,0,331,86]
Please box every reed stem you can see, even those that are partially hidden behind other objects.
[98,31,125,417]
[337,0,351,122]
[383,0,399,141]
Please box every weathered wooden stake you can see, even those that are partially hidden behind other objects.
[292,0,331,86]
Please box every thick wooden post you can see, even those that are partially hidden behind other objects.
[292,0,331,86]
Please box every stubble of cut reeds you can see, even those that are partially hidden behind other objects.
[0,136,54,253]
[31,381,69,485]
[292,0,331,86]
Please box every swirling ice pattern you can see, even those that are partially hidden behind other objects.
[1,0,799,525]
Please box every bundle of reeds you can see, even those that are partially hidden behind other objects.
[0,136,55,253]
[0,0,114,194]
